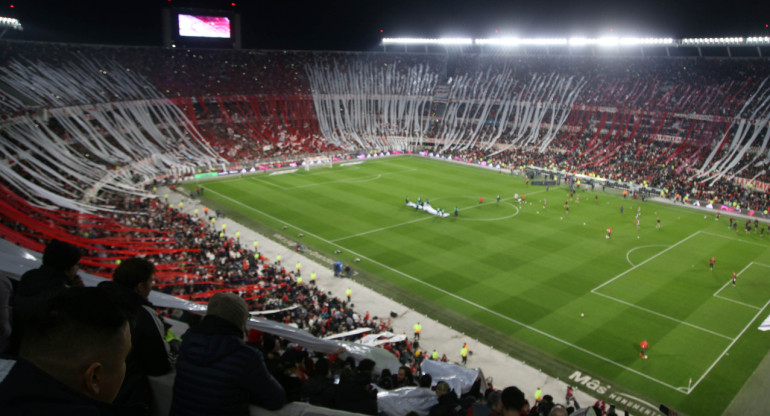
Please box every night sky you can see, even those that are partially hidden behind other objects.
[2,0,769,51]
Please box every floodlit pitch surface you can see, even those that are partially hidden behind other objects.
[187,156,770,415]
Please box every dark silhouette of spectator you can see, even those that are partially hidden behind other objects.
[300,357,335,408]
[469,389,503,416]
[171,292,286,416]
[0,275,12,353]
[419,373,433,388]
[376,368,393,390]
[333,358,378,415]
[98,257,172,410]
[274,349,304,402]
[0,287,134,414]
[428,381,463,416]
[502,386,527,416]
[10,239,83,354]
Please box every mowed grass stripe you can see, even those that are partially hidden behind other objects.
[187,156,770,416]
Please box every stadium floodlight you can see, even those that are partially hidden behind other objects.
[746,37,770,44]
[681,37,744,45]
[568,37,620,46]
[382,37,473,45]
[0,16,22,30]
[474,38,568,46]
[619,37,675,46]
[0,16,22,39]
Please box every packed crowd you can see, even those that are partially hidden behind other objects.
[0,184,597,416]
[0,40,766,416]
[446,143,769,214]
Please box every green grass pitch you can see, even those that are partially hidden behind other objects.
[186,156,770,415]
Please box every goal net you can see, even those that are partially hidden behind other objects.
[303,156,332,171]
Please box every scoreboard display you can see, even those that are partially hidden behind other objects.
[178,14,231,39]
[163,8,241,49]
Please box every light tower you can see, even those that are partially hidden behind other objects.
[0,16,22,39]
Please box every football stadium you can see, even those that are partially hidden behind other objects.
[0,1,769,416]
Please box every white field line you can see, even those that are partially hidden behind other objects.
[332,216,436,242]
[625,245,669,266]
[331,196,524,242]
[591,291,733,340]
[596,229,770,394]
[205,186,688,394]
[713,262,762,310]
[700,230,770,248]
[286,168,416,190]
[689,284,770,393]
[592,231,701,292]
[248,176,288,190]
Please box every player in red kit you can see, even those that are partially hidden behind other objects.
[640,340,649,359]
[732,272,737,287]
[709,257,715,271]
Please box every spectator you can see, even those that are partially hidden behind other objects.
[333,358,378,415]
[171,292,286,416]
[548,405,569,416]
[393,365,416,388]
[0,287,133,414]
[274,349,304,402]
[0,275,12,353]
[419,373,433,388]
[300,357,335,408]
[378,368,395,390]
[98,257,173,410]
[469,389,503,416]
[10,239,83,354]
[428,381,462,416]
[501,386,527,416]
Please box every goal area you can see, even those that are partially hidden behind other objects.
[303,156,333,171]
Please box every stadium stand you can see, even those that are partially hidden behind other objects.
[1,38,769,415]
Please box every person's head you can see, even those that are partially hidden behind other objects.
[548,405,568,416]
[357,358,376,374]
[487,390,504,413]
[435,381,451,397]
[397,365,411,382]
[501,386,526,416]
[418,373,432,388]
[206,292,250,337]
[42,239,82,283]
[20,287,132,403]
[112,257,155,299]
[313,358,330,377]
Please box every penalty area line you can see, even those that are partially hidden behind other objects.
[205,186,688,394]
[713,262,762,310]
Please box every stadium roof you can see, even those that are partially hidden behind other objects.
[2,0,769,51]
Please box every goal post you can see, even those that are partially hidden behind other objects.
[303,156,332,171]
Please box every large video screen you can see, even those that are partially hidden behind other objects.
[178,14,231,39]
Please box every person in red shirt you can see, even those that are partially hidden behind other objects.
[640,340,649,359]
[709,257,715,271]
[732,272,737,287]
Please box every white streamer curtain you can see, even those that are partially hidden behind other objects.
[306,58,585,154]
[305,59,438,149]
[0,54,220,212]
[696,76,770,184]
[441,70,585,155]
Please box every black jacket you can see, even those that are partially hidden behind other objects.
[333,372,378,415]
[170,315,287,416]
[300,374,335,408]
[0,358,138,416]
[97,281,172,408]
[429,391,464,416]
[9,265,72,354]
